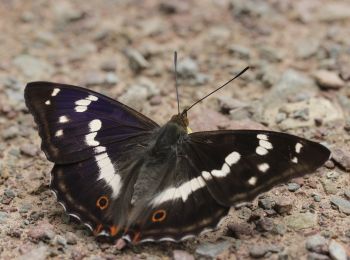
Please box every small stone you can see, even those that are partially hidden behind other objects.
[55,235,67,247]
[325,160,335,169]
[18,246,48,260]
[13,55,54,80]
[305,235,329,254]
[256,217,274,232]
[66,232,78,245]
[284,212,317,230]
[296,38,320,59]
[313,194,322,202]
[177,58,198,78]
[2,126,19,140]
[288,183,301,192]
[274,197,293,215]
[149,95,162,106]
[125,48,149,73]
[329,240,347,260]
[258,197,276,210]
[316,3,350,22]
[83,73,105,87]
[0,212,9,224]
[227,222,254,238]
[19,203,32,214]
[330,196,350,215]
[173,250,195,260]
[229,44,251,59]
[307,252,331,260]
[104,73,119,86]
[272,224,287,235]
[4,189,16,198]
[27,222,56,243]
[331,148,350,172]
[344,190,350,200]
[100,59,117,72]
[249,244,280,258]
[20,144,38,157]
[259,47,284,63]
[314,70,345,90]
[195,240,231,258]
[322,180,338,195]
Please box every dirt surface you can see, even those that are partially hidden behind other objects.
[0,0,350,259]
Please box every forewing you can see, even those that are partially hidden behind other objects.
[25,81,158,164]
[185,130,330,206]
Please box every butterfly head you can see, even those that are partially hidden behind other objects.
[170,111,192,134]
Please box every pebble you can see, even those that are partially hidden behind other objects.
[329,240,347,260]
[272,223,287,235]
[27,222,56,243]
[125,48,149,72]
[66,232,78,245]
[100,59,117,72]
[321,180,338,195]
[0,212,9,224]
[53,2,85,23]
[307,252,332,260]
[20,144,38,157]
[331,148,350,172]
[316,3,350,22]
[19,203,32,214]
[296,38,320,59]
[274,197,293,215]
[227,222,254,238]
[249,244,280,258]
[288,183,301,192]
[259,46,284,63]
[345,190,350,200]
[330,196,350,215]
[104,73,119,86]
[305,235,329,254]
[55,235,67,247]
[256,217,274,232]
[284,212,317,230]
[258,197,276,210]
[195,240,231,258]
[173,250,195,260]
[2,126,19,140]
[314,70,345,90]
[18,246,48,260]
[228,44,251,59]
[83,72,105,87]
[13,55,54,80]
[177,58,198,78]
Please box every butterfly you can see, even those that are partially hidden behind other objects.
[24,65,330,244]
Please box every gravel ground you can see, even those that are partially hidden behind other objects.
[0,0,350,259]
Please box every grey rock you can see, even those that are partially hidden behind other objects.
[66,232,78,245]
[322,180,338,195]
[284,212,317,230]
[13,55,54,80]
[316,3,350,22]
[330,196,350,215]
[218,96,248,114]
[258,197,276,210]
[137,77,160,97]
[177,58,198,78]
[55,235,67,247]
[327,171,340,180]
[19,203,32,214]
[119,85,148,111]
[345,190,350,200]
[259,47,284,63]
[18,246,48,260]
[173,250,195,260]
[20,144,38,157]
[229,44,251,59]
[329,240,347,260]
[331,148,350,172]
[195,240,231,258]
[314,70,345,90]
[53,2,85,23]
[100,59,117,72]
[230,0,273,17]
[288,183,301,192]
[272,224,287,235]
[274,197,293,215]
[105,72,119,86]
[313,194,322,202]
[306,235,329,254]
[83,72,105,87]
[4,189,16,198]
[2,126,19,140]
[308,252,331,260]
[249,244,280,258]
[296,38,320,59]
[0,212,9,224]
[228,222,254,238]
[69,43,97,61]
[256,217,274,232]
[125,48,149,72]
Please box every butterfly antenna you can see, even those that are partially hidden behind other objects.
[174,51,180,114]
[182,66,250,115]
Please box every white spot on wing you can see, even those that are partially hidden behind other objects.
[291,157,298,163]
[75,106,87,112]
[202,171,212,180]
[55,129,63,137]
[59,115,69,123]
[256,146,268,155]
[45,100,51,105]
[211,163,230,177]
[258,163,269,173]
[248,176,257,186]
[87,95,98,101]
[257,134,268,140]
[85,132,99,146]
[152,176,206,205]
[259,140,273,150]
[75,99,92,106]
[95,152,121,198]
[225,151,240,166]
[295,143,303,153]
[89,119,102,132]
[52,88,60,96]
[94,146,106,153]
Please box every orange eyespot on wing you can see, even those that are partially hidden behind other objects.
[151,209,167,222]
[110,225,119,236]
[96,196,109,210]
